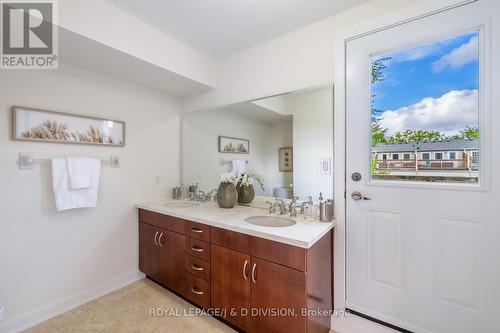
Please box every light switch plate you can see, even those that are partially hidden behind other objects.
[320,158,332,175]
[19,152,35,170]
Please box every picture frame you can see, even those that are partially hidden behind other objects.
[11,106,125,146]
[218,136,249,154]
[279,147,293,172]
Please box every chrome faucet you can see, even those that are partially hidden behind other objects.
[288,196,300,217]
[205,189,218,202]
[300,196,314,214]
[189,189,217,202]
[274,198,287,215]
[266,201,275,214]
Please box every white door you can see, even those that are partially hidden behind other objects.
[346,1,500,332]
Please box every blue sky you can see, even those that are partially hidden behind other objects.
[371,31,479,136]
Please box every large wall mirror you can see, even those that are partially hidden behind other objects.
[182,86,333,201]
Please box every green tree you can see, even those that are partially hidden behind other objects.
[371,57,391,146]
[371,57,390,84]
[372,123,388,145]
[451,126,479,140]
[386,129,445,143]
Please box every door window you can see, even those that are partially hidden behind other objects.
[371,31,480,184]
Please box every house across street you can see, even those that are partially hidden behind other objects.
[372,138,479,181]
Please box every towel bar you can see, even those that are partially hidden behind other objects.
[18,152,120,170]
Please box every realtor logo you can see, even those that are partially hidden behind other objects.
[1,0,58,69]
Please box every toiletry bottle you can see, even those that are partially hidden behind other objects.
[317,192,324,220]
[319,192,327,222]
[320,195,333,222]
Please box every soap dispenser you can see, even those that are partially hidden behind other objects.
[319,192,333,222]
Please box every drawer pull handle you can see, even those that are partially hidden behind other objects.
[153,231,159,246]
[158,232,164,247]
[191,228,203,233]
[191,245,204,252]
[243,260,248,280]
[191,287,204,295]
[191,264,204,271]
[251,263,257,284]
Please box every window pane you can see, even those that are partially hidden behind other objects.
[371,31,479,184]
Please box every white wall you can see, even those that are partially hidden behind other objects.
[289,88,333,199]
[184,0,419,112]
[0,64,181,330]
[182,111,292,196]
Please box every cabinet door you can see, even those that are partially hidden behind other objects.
[250,257,306,333]
[139,223,160,280]
[159,229,186,294]
[211,245,251,331]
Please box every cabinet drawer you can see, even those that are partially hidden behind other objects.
[212,226,306,272]
[139,209,185,234]
[211,227,251,254]
[185,221,210,242]
[185,273,210,309]
[185,255,210,281]
[252,237,306,272]
[185,238,211,261]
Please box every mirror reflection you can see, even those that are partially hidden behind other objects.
[182,86,333,204]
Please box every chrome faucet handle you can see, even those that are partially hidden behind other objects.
[290,206,300,217]
[288,196,300,215]
[208,189,218,201]
[300,201,308,214]
[265,201,275,214]
[274,199,286,215]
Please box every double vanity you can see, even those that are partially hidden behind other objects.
[136,200,335,333]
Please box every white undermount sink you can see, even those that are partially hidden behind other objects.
[163,202,200,208]
[244,216,297,227]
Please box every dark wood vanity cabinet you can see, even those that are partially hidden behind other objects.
[138,222,185,295]
[138,209,333,333]
[211,245,252,331]
[139,222,161,280]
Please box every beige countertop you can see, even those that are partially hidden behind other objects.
[136,199,335,249]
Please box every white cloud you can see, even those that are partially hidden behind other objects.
[393,43,442,62]
[378,90,478,136]
[432,36,478,73]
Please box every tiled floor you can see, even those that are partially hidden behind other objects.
[23,279,236,333]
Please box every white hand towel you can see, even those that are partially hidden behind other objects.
[51,158,101,212]
[231,159,246,175]
[66,157,93,189]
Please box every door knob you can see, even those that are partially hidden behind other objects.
[351,191,371,201]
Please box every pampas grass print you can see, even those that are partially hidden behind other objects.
[22,120,114,144]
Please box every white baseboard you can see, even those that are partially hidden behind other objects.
[331,313,400,333]
[0,270,145,333]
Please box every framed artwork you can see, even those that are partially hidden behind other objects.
[218,136,249,154]
[12,106,125,146]
[279,147,293,172]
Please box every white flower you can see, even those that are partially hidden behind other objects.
[220,172,238,184]
[236,171,265,190]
